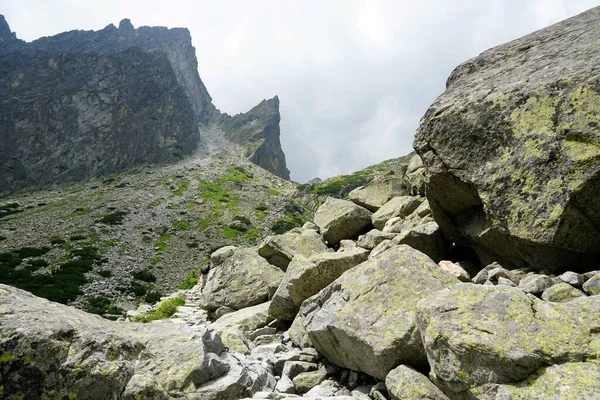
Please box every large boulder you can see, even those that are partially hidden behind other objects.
[348,176,408,212]
[211,302,273,354]
[258,229,331,271]
[201,248,283,311]
[298,245,458,380]
[371,196,424,230]
[268,248,369,320]
[402,154,427,196]
[0,284,270,400]
[417,284,600,396]
[313,198,372,245]
[470,361,600,400]
[413,6,600,271]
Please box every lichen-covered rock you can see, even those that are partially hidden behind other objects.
[200,248,283,311]
[385,365,449,400]
[582,273,600,295]
[417,283,600,395]
[356,229,397,250]
[269,249,369,320]
[293,367,328,394]
[313,198,372,245]
[392,221,446,262]
[211,245,238,266]
[288,310,313,349]
[541,282,586,302]
[558,271,585,287]
[0,284,269,399]
[371,196,423,230]
[299,245,457,380]
[348,176,408,212]
[470,361,600,400]
[258,229,331,271]
[211,302,273,354]
[402,154,428,196]
[518,274,555,294]
[369,239,395,258]
[414,6,600,271]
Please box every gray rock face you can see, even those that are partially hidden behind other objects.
[0,16,291,195]
[258,229,331,271]
[218,96,290,180]
[386,365,449,400]
[268,248,369,320]
[0,284,269,399]
[414,6,600,271]
[348,176,408,212]
[371,196,423,230]
[299,245,457,380]
[200,248,283,311]
[314,198,372,245]
[541,282,586,302]
[417,284,600,395]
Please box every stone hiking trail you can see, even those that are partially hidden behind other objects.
[3,5,600,400]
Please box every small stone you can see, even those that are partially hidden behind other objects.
[274,375,295,394]
[583,271,600,281]
[439,260,470,282]
[518,274,555,294]
[498,276,517,287]
[583,274,600,295]
[293,367,327,394]
[281,361,317,380]
[559,271,584,286]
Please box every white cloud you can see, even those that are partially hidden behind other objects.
[1,0,598,182]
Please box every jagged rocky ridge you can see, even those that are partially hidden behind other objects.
[0,16,289,196]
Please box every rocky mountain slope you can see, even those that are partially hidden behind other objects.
[0,16,289,196]
[3,6,600,400]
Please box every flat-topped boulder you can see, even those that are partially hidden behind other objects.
[298,245,458,380]
[314,198,372,245]
[258,229,331,271]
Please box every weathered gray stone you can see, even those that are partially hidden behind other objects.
[288,311,313,349]
[356,229,397,250]
[392,221,445,262]
[300,245,457,380]
[417,283,600,395]
[414,6,600,272]
[338,240,358,252]
[369,239,395,258]
[0,285,269,399]
[348,176,408,212]
[211,245,238,266]
[403,154,428,196]
[541,283,586,302]
[438,260,470,282]
[201,248,283,311]
[372,196,424,230]
[497,276,517,287]
[469,362,600,400]
[281,361,317,381]
[258,229,331,271]
[211,301,273,352]
[304,379,351,398]
[558,271,585,287]
[269,249,369,321]
[274,375,295,394]
[518,274,555,294]
[582,273,600,295]
[293,367,327,394]
[386,365,449,400]
[314,198,373,245]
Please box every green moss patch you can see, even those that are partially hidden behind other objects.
[96,211,127,226]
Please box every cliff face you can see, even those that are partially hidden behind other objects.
[218,96,291,180]
[0,17,290,195]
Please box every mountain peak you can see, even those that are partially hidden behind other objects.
[118,18,135,34]
[0,15,16,41]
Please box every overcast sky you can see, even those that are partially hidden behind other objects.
[1,1,598,182]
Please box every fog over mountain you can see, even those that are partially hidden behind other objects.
[1,0,597,182]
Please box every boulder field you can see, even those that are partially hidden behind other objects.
[3,6,600,400]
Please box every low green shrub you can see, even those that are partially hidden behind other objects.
[86,296,120,315]
[98,269,112,278]
[133,270,156,282]
[14,247,51,258]
[133,296,185,323]
[96,211,127,226]
[50,236,66,245]
[144,290,163,304]
[177,270,198,290]
[69,234,87,241]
